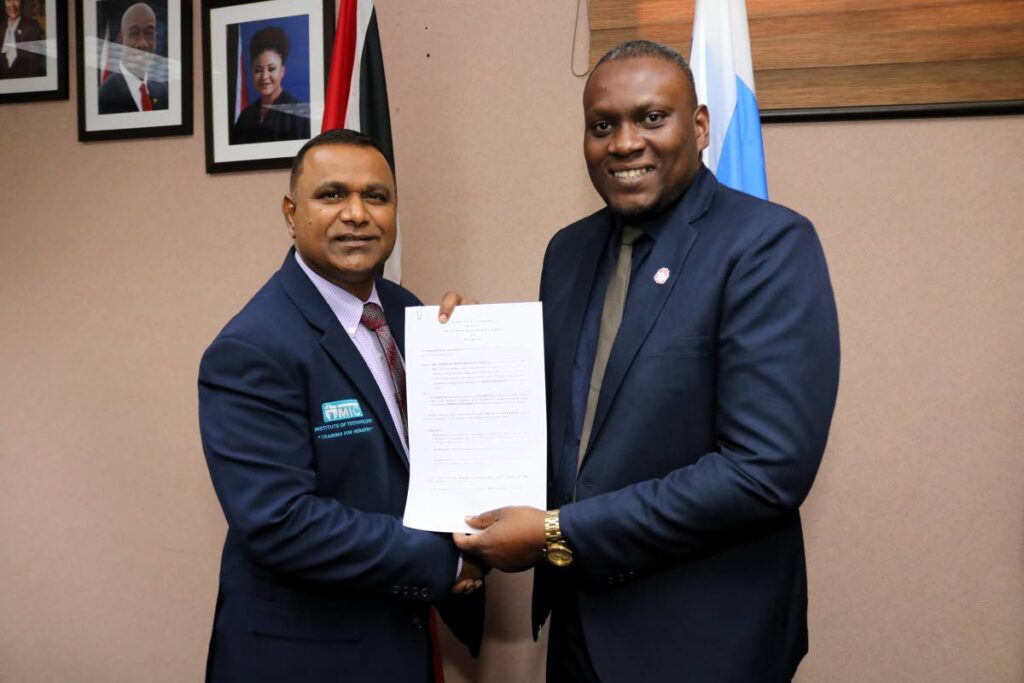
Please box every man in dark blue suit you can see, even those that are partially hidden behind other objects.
[98,3,168,113]
[199,129,483,682]
[455,41,840,681]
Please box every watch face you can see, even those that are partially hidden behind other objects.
[546,545,574,567]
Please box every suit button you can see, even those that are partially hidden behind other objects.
[391,586,400,595]
[606,577,614,585]
[411,617,424,630]
[421,588,432,600]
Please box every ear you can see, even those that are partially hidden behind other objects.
[281,194,297,239]
[693,104,710,154]
[279,64,286,81]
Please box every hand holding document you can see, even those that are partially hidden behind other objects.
[402,302,547,533]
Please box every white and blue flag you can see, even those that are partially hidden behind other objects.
[689,0,768,199]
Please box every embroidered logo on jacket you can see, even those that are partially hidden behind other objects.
[321,399,363,422]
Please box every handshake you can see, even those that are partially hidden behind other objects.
[449,505,549,594]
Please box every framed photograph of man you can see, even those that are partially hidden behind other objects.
[0,0,68,104]
[202,0,333,173]
[75,0,192,141]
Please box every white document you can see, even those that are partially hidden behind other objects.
[402,302,547,533]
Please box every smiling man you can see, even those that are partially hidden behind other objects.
[98,2,168,114]
[199,129,482,682]
[454,41,840,681]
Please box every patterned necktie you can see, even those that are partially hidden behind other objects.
[139,82,154,111]
[577,225,644,469]
[360,302,407,437]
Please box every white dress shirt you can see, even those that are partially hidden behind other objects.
[2,16,20,66]
[119,62,147,111]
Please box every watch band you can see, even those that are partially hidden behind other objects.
[544,509,574,567]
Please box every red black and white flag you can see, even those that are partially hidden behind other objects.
[323,0,401,282]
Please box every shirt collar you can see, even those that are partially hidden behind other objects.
[120,61,146,91]
[5,16,21,33]
[294,251,382,337]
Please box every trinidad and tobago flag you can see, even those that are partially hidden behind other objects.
[322,0,402,282]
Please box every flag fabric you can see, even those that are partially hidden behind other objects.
[234,32,248,123]
[99,22,112,83]
[322,0,400,282]
[689,0,768,199]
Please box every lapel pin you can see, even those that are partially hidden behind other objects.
[653,267,670,285]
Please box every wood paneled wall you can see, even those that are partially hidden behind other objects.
[590,0,1024,114]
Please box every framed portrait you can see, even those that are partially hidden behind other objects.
[75,0,193,141]
[202,0,333,173]
[0,0,68,104]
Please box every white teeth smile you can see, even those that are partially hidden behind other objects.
[613,167,653,180]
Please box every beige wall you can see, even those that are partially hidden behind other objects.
[1,1,1021,681]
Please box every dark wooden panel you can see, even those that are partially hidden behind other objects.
[588,0,1024,115]
[591,0,1008,30]
[757,58,1024,108]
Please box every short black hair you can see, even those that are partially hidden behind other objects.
[591,39,697,101]
[289,128,394,195]
[249,26,290,63]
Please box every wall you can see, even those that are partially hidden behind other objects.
[1,1,1021,681]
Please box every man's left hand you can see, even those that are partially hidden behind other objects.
[451,556,486,595]
[453,506,546,572]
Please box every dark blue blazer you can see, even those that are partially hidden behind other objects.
[535,167,840,682]
[199,251,481,682]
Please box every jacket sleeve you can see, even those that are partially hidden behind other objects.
[559,214,840,588]
[198,335,459,600]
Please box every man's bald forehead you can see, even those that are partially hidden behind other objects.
[122,2,156,29]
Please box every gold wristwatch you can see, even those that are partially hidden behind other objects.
[543,509,574,567]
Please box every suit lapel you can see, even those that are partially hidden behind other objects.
[585,169,717,463]
[548,215,610,483]
[278,252,409,469]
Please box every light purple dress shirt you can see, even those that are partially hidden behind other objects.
[295,251,408,454]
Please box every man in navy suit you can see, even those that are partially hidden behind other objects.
[98,3,168,113]
[199,129,483,682]
[455,40,840,681]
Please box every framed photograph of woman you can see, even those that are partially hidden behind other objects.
[0,0,68,104]
[202,0,333,173]
[75,0,193,141]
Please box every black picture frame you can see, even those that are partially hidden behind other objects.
[0,0,69,104]
[75,0,193,141]
[202,0,334,174]
[760,100,1024,124]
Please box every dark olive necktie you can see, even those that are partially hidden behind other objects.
[577,225,644,469]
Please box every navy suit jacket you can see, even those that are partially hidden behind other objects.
[98,71,168,113]
[199,251,481,682]
[535,167,840,682]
